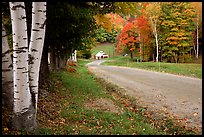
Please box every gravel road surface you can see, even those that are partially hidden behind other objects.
[86,60,202,131]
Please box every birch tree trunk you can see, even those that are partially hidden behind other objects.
[10,2,47,131]
[28,2,46,125]
[9,2,33,130]
[146,2,161,63]
[73,50,77,62]
[155,28,159,62]
[196,17,199,59]
[2,24,13,109]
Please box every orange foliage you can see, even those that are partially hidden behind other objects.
[67,61,77,67]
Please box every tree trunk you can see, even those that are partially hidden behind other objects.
[59,54,65,69]
[139,34,142,62]
[130,51,133,61]
[39,42,49,84]
[2,24,13,109]
[196,17,199,59]
[9,2,33,130]
[55,53,60,70]
[155,29,159,62]
[28,2,46,129]
[50,48,56,71]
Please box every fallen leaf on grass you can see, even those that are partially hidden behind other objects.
[4,128,8,131]
[193,112,198,117]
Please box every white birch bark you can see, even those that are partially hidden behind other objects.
[146,2,160,62]
[73,50,77,62]
[9,2,33,130]
[2,24,13,108]
[28,2,47,122]
[196,17,199,59]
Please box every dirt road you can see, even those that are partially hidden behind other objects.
[86,60,202,131]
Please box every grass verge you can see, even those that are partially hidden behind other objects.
[2,59,200,135]
[102,56,202,79]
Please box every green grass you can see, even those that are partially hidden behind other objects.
[3,59,198,135]
[91,42,201,79]
[91,42,115,57]
[29,59,198,135]
[102,56,202,79]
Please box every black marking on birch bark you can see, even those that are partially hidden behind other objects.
[22,71,29,73]
[2,34,9,37]
[32,12,35,14]
[15,84,17,87]
[30,86,37,88]
[17,67,25,69]
[37,10,43,12]
[31,49,38,52]
[2,60,9,63]
[15,91,19,93]
[18,47,28,50]
[16,79,20,80]
[32,29,40,31]
[30,78,34,81]
[14,50,27,53]
[14,98,20,100]
[23,37,27,40]
[8,63,13,68]
[18,17,22,21]
[11,4,25,10]
[35,23,40,25]
[15,43,19,47]
[21,16,26,19]
[36,37,42,40]
[2,50,10,56]
[22,107,29,112]
[2,69,11,72]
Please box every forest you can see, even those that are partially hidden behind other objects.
[2,2,202,133]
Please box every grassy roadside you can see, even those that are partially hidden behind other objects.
[34,59,199,135]
[2,59,199,135]
[102,56,202,79]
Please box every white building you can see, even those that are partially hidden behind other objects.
[95,51,109,60]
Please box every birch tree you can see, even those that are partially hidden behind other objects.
[10,2,33,130]
[191,2,202,59]
[28,2,46,124]
[2,24,13,109]
[145,2,161,62]
[9,2,46,131]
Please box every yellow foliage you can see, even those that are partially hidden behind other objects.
[94,13,112,33]
[167,36,178,40]
[169,41,178,45]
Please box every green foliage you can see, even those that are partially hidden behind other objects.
[78,49,92,59]
[159,2,197,63]
[46,2,98,56]
[95,27,119,43]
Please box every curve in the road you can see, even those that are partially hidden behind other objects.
[86,60,202,131]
